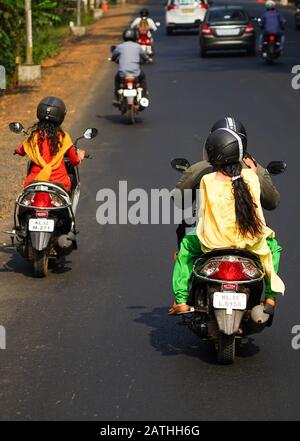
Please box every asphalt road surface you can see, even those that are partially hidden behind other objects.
[0,0,299,421]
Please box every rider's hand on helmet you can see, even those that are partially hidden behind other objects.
[77,149,86,162]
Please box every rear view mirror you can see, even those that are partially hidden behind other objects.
[266,161,286,175]
[9,122,25,134]
[156,22,161,27]
[83,128,98,140]
[171,158,191,172]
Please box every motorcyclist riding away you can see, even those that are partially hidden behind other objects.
[258,0,286,51]
[169,127,285,317]
[111,29,149,107]
[131,8,158,38]
[175,117,280,247]
[15,96,85,193]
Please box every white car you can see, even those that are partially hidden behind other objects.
[165,0,209,35]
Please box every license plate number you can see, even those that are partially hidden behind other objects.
[182,8,195,13]
[213,292,247,314]
[29,218,54,232]
[123,89,137,97]
[216,28,240,36]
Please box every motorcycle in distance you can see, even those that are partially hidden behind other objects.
[261,33,282,63]
[171,158,286,364]
[110,46,150,124]
[137,22,160,63]
[7,122,98,277]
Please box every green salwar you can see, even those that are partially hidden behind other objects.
[172,231,282,304]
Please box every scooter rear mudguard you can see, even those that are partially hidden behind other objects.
[214,309,245,335]
[30,231,52,251]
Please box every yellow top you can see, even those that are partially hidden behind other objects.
[196,169,285,295]
[23,131,74,182]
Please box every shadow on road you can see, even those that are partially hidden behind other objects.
[0,245,72,277]
[96,114,144,125]
[132,306,260,364]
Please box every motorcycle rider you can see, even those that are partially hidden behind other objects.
[258,1,286,52]
[111,29,149,107]
[130,8,158,37]
[169,128,285,316]
[175,117,280,247]
[15,96,85,193]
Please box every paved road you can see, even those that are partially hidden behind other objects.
[0,0,299,421]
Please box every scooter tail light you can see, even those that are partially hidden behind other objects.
[198,257,262,281]
[269,35,275,42]
[32,192,53,208]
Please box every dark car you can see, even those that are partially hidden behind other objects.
[199,6,256,57]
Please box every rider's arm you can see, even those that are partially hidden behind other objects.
[148,18,157,31]
[111,46,121,62]
[66,146,81,166]
[256,163,280,210]
[130,17,140,29]
[15,144,26,156]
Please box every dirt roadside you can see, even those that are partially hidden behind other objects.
[0,3,141,231]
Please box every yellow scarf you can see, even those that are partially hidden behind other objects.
[23,131,74,182]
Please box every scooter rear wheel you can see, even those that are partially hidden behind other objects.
[217,333,235,365]
[126,105,135,124]
[33,250,49,278]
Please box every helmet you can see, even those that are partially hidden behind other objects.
[37,96,66,125]
[123,28,137,42]
[265,0,276,10]
[140,8,149,18]
[204,128,246,166]
[211,117,247,149]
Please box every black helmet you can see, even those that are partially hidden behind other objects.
[123,28,137,42]
[37,96,66,125]
[211,117,247,149]
[205,128,246,166]
[140,8,149,17]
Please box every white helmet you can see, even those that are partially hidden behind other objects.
[266,0,276,10]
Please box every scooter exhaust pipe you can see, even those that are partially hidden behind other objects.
[57,232,76,255]
[250,305,270,325]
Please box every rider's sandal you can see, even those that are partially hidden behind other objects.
[263,298,276,316]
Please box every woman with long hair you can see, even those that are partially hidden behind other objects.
[15,96,85,192]
[170,128,285,315]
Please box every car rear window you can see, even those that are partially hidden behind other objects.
[208,9,247,23]
[171,0,205,5]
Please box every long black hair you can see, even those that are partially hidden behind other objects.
[28,120,65,156]
[215,162,263,238]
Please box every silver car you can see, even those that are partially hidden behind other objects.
[165,0,209,35]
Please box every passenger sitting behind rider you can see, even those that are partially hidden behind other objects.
[169,128,285,316]
[15,96,85,193]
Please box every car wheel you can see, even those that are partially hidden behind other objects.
[166,27,173,36]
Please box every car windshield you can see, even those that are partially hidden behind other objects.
[208,9,247,23]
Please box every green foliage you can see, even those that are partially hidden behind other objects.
[0,0,62,83]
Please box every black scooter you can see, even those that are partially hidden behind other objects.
[171,158,286,364]
[7,122,97,277]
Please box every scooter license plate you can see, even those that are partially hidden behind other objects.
[213,292,247,312]
[29,218,54,232]
[123,89,137,97]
